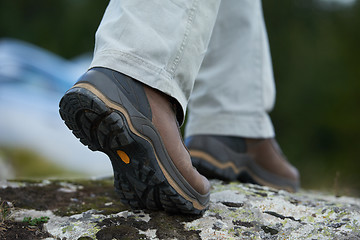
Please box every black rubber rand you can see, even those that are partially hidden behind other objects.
[59,87,205,214]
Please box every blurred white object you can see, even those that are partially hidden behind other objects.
[0,156,15,180]
[0,38,112,177]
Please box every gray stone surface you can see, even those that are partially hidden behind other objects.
[1,179,360,239]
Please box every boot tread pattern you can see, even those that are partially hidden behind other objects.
[59,87,204,214]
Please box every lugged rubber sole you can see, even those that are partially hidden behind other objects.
[59,86,207,214]
[190,150,297,192]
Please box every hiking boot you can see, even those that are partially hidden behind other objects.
[59,67,210,214]
[185,135,300,192]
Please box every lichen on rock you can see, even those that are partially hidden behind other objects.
[0,179,359,239]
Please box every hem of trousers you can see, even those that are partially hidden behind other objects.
[185,112,275,138]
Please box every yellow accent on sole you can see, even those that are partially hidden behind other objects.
[117,150,130,164]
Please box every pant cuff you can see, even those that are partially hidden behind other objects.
[185,112,275,138]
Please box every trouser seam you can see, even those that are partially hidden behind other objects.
[167,0,199,77]
[254,5,264,122]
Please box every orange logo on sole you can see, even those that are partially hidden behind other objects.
[117,150,130,164]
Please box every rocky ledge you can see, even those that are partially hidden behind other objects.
[0,178,359,239]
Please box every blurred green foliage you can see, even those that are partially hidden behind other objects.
[0,0,108,58]
[0,0,359,195]
[0,147,83,178]
[263,0,360,195]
